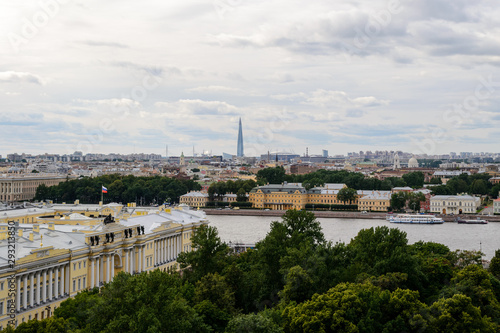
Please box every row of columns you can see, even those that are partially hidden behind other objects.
[16,264,69,312]
[15,237,185,313]
[89,253,119,288]
[154,234,181,266]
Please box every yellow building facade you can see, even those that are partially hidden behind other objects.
[0,205,206,329]
[0,174,67,202]
[249,183,308,210]
[249,183,391,211]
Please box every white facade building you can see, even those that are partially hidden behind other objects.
[494,198,500,215]
[430,195,480,214]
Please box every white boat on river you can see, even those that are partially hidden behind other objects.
[387,214,444,224]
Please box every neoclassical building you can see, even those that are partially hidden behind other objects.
[430,195,480,214]
[0,205,207,329]
[0,174,67,203]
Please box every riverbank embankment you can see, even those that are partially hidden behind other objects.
[204,209,500,222]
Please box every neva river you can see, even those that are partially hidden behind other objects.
[208,215,500,260]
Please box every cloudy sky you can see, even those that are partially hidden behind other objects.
[1,0,499,157]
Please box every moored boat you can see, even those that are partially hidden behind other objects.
[456,217,488,224]
[387,214,444,224]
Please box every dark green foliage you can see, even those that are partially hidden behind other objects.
[390,192,408,211]
[34,174,201,204]
[337,187,358,204]
[490,250,500,279]
[208,179,256,201]
[305,203,358,210]
[177,225,231,282]
[402,171,425,188]
[256,167,286,184]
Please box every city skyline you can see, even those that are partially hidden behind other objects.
[2,1,500,156]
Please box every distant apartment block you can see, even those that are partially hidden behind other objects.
[0,174,67,202]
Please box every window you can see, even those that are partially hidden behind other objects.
[73,280,76,292]
[73,263,76,270]
[0,282,3,290]
[79,262,81,269]
[0,301,3,315]
[84,261,86,268]
[78,279,81,290]
[83,277,86,288]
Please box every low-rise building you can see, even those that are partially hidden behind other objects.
[179,191,209,208]
[494,198,500,214]
[358,191,392,212]
[430,195,480,214]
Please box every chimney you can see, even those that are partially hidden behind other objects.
[33,224,40,233]
[29,233,34,241]
[48,223,55,231]
[18,229,23,237]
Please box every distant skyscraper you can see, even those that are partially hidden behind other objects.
[237,118,244,157]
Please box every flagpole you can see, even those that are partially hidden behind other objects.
[101,184,103,204]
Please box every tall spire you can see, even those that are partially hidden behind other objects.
[237,117,244,157]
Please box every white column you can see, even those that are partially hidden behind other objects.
[90,259,94,289]
[99,256,103,285]
[124,250,128,273]
[142,246,145,271]
[131,248,135,274]
[54,266,59,298]
[111,255,115,280]
[178,235,181,256]
[48,268,53,300]
[29,273,34,306]
[36,271,41,304]
[60,265,65,296]
[165,237,170,262]
[138,247,142,273]
[22,274,27,308]
[42,270,47,302]
[66,264,70,294]
[127,250,130,273]
[107,255,111,283]
[16,275,21,311]
[159,239,162,263]
[96,257,100,287]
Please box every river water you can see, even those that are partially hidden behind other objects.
[208,215,500,260]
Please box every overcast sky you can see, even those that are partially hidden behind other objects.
[1,0,499,157]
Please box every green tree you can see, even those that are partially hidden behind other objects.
[490,250,500,279]
[429,177,443,184]
[402,172,425,188]
[279,265,314,304]
[14,317,70,333]
[225,312,283,333]
[256,167,286,184]
[407,192,426,212]
[282,282,428,333]
[337,187,358,204]
[236,188,247,202]
[470,179,489,195]
[390,191,408,211]
[194,273,236,331]
[177,225,230,281]
[428,294,497,332]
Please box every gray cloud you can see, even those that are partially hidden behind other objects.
[0,71,44,85]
